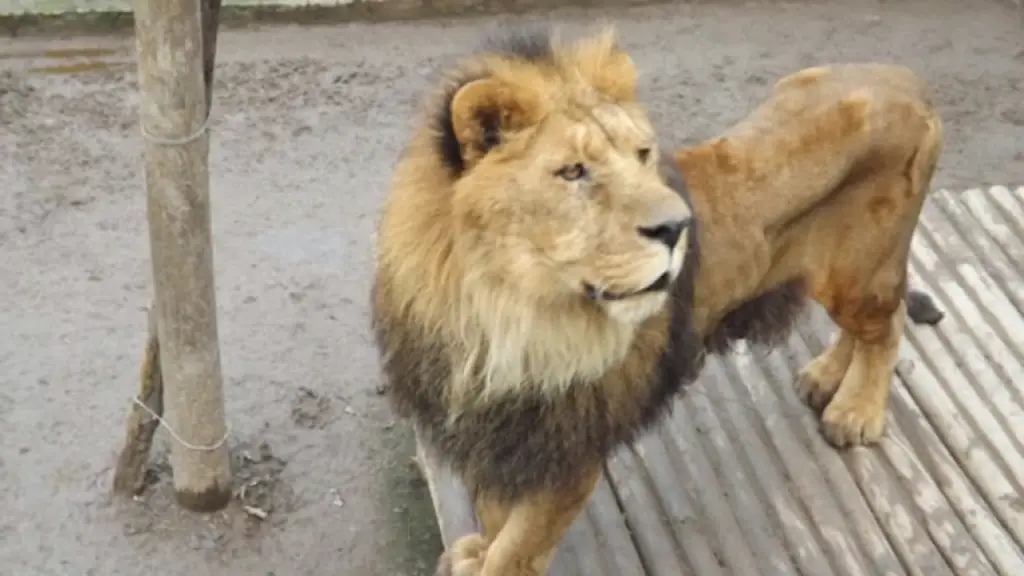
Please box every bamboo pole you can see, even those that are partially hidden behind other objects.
[112,0,229,512]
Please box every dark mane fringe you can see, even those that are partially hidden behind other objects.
[637,153,706,425]
[703,280,808,355]
[434,27,556,177]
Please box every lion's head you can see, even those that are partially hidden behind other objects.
[375,28,695,396]
[440,29,692,325]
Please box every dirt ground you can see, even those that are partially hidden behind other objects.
[0,0,1021,574]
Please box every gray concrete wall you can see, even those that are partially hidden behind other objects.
[0,0,665,34]
[1,0,375,16]
[0,0,658,17]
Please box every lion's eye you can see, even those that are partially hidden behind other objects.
[637,147,652,164]
[556,163,588,182]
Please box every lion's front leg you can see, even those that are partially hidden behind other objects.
[434,487,515,576]
[436,534,489,576]
[436,465,601,576]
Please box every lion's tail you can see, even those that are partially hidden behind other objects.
[904,104,945,326]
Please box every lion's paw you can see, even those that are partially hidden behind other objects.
[820,395,886,448]
[796,355,848,413]
[435,534,488,576]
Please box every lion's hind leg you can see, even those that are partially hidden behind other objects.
[797,197,916,449]
[796,329,856,413]
[817,299,907,447]
[798,98,939,448]
[797,288,936,417]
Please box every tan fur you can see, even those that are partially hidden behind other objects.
[372,28,941,576]
[679,63,941,446]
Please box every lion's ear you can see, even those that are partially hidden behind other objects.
[449,78,544,164]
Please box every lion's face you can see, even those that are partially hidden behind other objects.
[447,47,693,325]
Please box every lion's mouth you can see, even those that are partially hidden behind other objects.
[584,272,671,301]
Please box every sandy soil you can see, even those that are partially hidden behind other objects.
[0,1,1021,574]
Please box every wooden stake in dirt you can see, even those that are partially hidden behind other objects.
[112,0,230,512]
[112,305,165,496]
[113,0,222,500]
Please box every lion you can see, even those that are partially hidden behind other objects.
[370,27,944,576]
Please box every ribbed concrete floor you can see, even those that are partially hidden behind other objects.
[420,185,1024,576]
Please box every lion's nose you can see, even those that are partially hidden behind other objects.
[637,217,690,248]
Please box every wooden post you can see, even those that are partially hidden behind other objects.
[113,0,222,501]
[127,0,231,512]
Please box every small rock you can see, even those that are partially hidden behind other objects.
[243,505,269,520]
